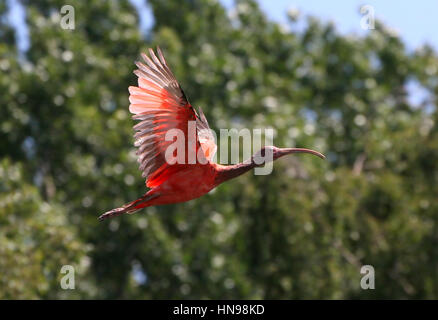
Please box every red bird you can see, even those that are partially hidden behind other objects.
[99,48,325,221]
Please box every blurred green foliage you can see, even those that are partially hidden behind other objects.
[0,0,437,299]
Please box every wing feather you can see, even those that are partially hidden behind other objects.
[129,47,217,188]
[196,107,217,162]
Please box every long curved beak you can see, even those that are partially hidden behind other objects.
[278,148,326,160]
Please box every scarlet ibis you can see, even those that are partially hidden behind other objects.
[98,48,325,221]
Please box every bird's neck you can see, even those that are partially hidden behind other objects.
[214,160,258,185]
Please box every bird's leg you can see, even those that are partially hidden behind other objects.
[98,192,159,221]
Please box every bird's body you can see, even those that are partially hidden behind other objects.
[148,163,217,205]
[98,48,324,221]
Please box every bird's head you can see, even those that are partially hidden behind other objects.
[252,145,325,166]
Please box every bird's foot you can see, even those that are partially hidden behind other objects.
[98,207,128,221]
[98,193,159,221]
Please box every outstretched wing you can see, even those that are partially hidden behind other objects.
[129,47,216,188]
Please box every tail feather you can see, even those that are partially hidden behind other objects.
[98,192,159,221]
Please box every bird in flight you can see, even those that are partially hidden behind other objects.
[98,47,325,221]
